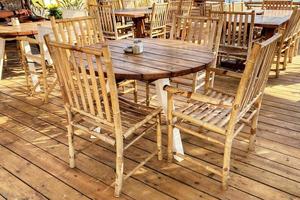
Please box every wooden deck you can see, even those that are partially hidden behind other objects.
[1,43,300,200]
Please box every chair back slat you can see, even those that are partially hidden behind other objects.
[231,34,281,121]
[149,3,169,37]
[47,41,118,125]
[89,4,118,37]
[51,16,104,46]
[262,0,293,10]
[211,11,255,55]
[170,15,223,52]
[178,0,193,16]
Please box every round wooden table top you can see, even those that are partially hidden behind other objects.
[101,38,214,81]
[0,21,51,38]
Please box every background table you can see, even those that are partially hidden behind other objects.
[0,21,51,80]
[254,10,292,37]
[114,8,152,38]
[92,38,215,158]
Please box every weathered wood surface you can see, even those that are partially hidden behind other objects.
[96,38,215,81]
[0,43,300,199]
[0,21,51,38]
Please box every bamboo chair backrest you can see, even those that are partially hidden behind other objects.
[231,34,281,125]
[211,10,255,54]
[232,1,244,12]
[88,4,118,37]
[223,2,232,11]
[262,0,293,10]
[166,0,180,24]
[170,15,223,52]
[46,40,121,131]
[178,0,193,16]
[150,3,169,30]
[281,7,300,41]
[208,3,224,17]
[107,0,123,9]
[50,16,104,47]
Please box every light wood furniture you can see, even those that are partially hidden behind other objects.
[113,8,152,37]
[18,36,57,103]
[169,15,223,93]
[211,10,255,62]
[262,0,293,10]
[0,21,51,80]
[89,38,215,158]
[50,16,138,102]
[178,0,193,16]
[273,7,300,77]
[145,3,169,38]
[46,39,163,197]
[165,33,281,190]
[88,4,134,40]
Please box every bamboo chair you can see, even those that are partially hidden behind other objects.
[273,7,300,77]
[88,4,134,40]
[51,16,138,102]
[18,36,58,103]
[210,10,255,63]
[262,0,293,10]
[178,0,193,16]
[46,39,163,197]
[165,33,281,190]
[145,3,169,38]
[169,15,223,92]
[166,0,181,33]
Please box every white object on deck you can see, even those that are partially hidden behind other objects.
[155,78,184,162]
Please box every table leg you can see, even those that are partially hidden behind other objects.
[133,17,146,38]
[0,38,6,80]
[24,41,41,92]
[154,78,184,162]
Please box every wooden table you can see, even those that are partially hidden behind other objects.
[254,10,292,37]
[92,38,215,158]
[0,21,51,80]
[114,8,152,38]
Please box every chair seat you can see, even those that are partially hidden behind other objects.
[74,96,162,142]
[176,89,235,130]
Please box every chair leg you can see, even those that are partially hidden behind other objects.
[167,93,174,163]
[283,50,288,71]
[249,101,262,151]
[288,45,294,64]
[146,82,150,106]
[133,80,138,103]
[114,133,124,197]
[66,108,75,168]
[222,136,232,190]
[157,114,163,161]
[275,52,280,78]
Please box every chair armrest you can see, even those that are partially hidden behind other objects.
[206,67,242,79]
[164,85,232,108]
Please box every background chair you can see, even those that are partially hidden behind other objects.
[165,33,281,190]
[46,39,162,197]
[18,36,58,103]
[88,4,134,40]
[145,3,169,38]
[169,15,223,92]
[273,7,300,77]
[262,0,293,10]
[210,10,255,72]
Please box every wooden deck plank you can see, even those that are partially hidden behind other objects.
[0,81,299,200]
[0,166,47,200]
